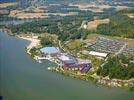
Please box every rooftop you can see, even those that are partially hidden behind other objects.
[58,55,70,61]
[58,54,78,64]
[40,47,60,54]
[89,51,108,57]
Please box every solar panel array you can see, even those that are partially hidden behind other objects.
[90,37,124,53]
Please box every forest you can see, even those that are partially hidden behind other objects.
[97,9,134,38]
[97,54,134,80]
[8,9,134,42]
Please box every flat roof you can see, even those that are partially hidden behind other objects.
[40,47,60,54]
[58,54,78,64]
[89,51,108,57]
[58,55,70,61]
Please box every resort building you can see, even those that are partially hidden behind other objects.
[40,47,92,74]
[80,63,92,74]
[57,53,92,73]
[57,53,78,65]
[40,47,60,56]
[63,62,92,74]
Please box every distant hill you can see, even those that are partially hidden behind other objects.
[1,0,134,7]
[0,0,18,3]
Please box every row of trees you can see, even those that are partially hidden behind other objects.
[40,37,53,47]
[0,14,17,21]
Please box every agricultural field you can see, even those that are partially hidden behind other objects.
[86,18,110,30]
[0,2,18,8]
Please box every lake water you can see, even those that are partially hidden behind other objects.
[0,32,134,100]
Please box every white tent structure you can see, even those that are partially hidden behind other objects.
[89,51,108,58]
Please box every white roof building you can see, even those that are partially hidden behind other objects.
[57,53,78,64]
[89,51,108,58]
[58,55,70,61]
[40,47,60,55]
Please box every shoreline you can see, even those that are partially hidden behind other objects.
[1,30,134,90]
[16,35,40,54]
[48,66,134,90]
[12,33,134,88]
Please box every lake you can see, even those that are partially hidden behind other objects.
[0,32,134,100]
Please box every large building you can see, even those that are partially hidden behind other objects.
[57,53,92,74]
[89,51,108,58]
[57,53,78,65]
[40,47,60,56]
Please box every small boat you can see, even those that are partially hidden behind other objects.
[37,60,42,63]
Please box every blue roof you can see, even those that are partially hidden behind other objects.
[40,47,60,54]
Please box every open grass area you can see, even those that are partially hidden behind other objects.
[65,39,82,50]
[9,9,77,19]
[83,34,99,44]
[9,10,49,19]
[0,10,9,14]
[69,4,111,13]
[87,18,110,30]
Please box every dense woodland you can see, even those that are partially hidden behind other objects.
[97,54,134,80]
[0,14,17,21]
[8,9,134,42]
[8,15,92,41]
[97,9,134,38]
